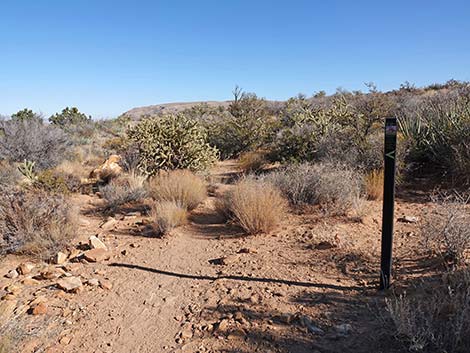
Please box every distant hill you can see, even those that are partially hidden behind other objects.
[123,101,231,120]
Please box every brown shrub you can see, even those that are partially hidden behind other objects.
[219,178,287,234]
[385,269,470,353]
[150,201,187,235]
[239,151,268,174]
[423,194,470,265]
[365,169,384,200]
[0,188,78,259]
[147,170,206,211]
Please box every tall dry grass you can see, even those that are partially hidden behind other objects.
[150,201,187,235]
[147,170,206,211]
[365,169,384,200]
[218,178,287,234]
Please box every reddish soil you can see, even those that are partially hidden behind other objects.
[0,161,438,353]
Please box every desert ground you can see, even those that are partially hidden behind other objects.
[0,159,438,353]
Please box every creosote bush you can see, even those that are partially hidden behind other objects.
[147,170,206,211]
[264,163,363,215]
[150,201,187,235]
[218,178,287,234]
[239,151,268,174]
[128,114,218,175]
[385,269,470,353]
[0,187,77,259]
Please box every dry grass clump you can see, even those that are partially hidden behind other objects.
[0,187,78,259]
[150,201,187,235]
[99,171,147,212]
[0,160,22,186]
[264,162,363,215]
[148,170,206,211]
[365,169,384,200]
[423,194,470,265]
[218,178,287,234]
[385,269,470,353]
[239,151,268,174]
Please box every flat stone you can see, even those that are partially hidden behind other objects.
[89,235,107,250]
[83,248,110,263]
[398,216,418,223]
[31,302,48,315]
[57,277,82,292]
[99,279,113,290]
[18,262,35,275]
[22,277,40,286]
[87,278,99,286]
[55,252,68,265]
[101,218,117,230]
[68,249,83,260]
[209,255,239,266]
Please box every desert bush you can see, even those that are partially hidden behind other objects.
[0,118,70,170]
[147,170,206,211]
[150,201,187,235]
[365,169,384,200]
[0,161,22,186]
[264,163,363,215]
[218,178,287,234]
[53,160,89,192]
[239,151,268,174]
[49,106,91,126]
[128,114,218,175]
[399,87,470,183]
[0,187,77,259]
[385,269,470,353]
[34,170,70,194]
[99,172,147,212]
[423,194,470,265]
[11,108,42,122]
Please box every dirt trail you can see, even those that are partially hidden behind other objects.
[1,160,428,353]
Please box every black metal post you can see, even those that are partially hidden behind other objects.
[379,117,397,290]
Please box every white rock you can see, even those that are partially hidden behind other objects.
[89,235,108,250]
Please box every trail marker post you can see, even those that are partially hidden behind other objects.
[379,117,397,290]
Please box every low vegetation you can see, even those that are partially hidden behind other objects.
[99,172,147,212]
[0,187,77,259]
[218,178,287,234]
[150,200,187,235]
[264,162,363,215]
[147,170,206,211]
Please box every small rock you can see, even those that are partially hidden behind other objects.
[100,280,113,290]
[18,262,35,275]
[30,302,48,315]
[398,216,418,223]
[22,277,40,286]
[335,323,352,335]
[87,278,100,286]
[237,248,257,254]
[59,335,72,345]
[1,293,16,301]
[57,276,82,292]
[68,249,83,260]
[129,243,137,248]
[101,218,117,230]
[314,241,337,250]
[55,252,68,265]
[89,235,108,250]
[121,249,128,256]
[5,284,22,295]
[217,319,230,332]
[5,269,19,279]
[180,324,193,339]
[83,248,110,263]
[38,267,61,280]
[209,255,239,266]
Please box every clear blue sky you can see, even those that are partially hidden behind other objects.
[1,0,469,118]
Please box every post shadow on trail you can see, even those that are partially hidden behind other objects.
[109,262,363,292]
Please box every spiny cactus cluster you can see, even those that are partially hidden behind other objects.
[127,114,218,175]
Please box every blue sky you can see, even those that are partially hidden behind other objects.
[1,0,469,118]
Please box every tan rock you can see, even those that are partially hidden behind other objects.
[21,277,40,286]
[99,279,113,290]
[1,293,16,301]
[31,302,48,315]
[101,217,117,230]
[57,277,82,292]
[89,155,122,182]
[83,248,110,263]
[68,249,83,260]
[89,235,107,250]
[5,269,18,279]
[5,284,21,295]
[55,252,68,265]
[87,278,99,286]
[217,319,230,332]
[0,299,17,322]
[59,335,72,345]
[18,262,35,275]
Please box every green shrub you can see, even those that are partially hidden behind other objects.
[128,114,218,175]
[49,106,91,126]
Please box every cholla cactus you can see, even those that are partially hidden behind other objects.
[127,114,218,176]
[18,160,37,182]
